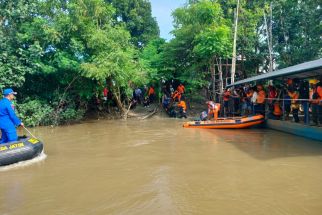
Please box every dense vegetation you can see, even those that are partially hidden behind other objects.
[0,0,321,126]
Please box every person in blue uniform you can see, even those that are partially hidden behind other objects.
[0,88,24,144]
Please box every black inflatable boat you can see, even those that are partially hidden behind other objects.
[0,136,44,166]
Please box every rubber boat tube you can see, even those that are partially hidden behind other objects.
[183,115,265,129]
[0,136,44,166]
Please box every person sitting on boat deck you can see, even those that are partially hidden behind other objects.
[288,87,300,123]
[177,100,187,118]
[0,88,24,144]
[254,85,266,115]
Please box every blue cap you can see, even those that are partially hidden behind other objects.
[3,88,17,96]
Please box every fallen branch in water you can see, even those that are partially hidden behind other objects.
[138,107,158,120]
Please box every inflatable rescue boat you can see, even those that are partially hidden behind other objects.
[0,136,44,166]
[183,115,265,129]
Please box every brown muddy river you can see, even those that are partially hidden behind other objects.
[1,118,322,215]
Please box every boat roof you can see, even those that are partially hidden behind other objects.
[228,58,322,87]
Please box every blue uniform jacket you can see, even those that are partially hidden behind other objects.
[0,98,21,131]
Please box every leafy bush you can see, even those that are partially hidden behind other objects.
[58,108,85,124]
[16,99,86,127]
[16,99,54,127]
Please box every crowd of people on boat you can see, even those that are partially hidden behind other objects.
[221,77,322,126]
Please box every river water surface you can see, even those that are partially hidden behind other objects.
[1,118,322,215]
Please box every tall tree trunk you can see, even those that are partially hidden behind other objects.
[231,0,240,84]
[210,58,216,101]
[264,4,273,73]
[107,79,127,117]
[216,57,224,96]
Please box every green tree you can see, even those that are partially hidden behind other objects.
[105,0,160,47]
[0,0,43,88]
[271,0,322,68]
[163,0,231,91]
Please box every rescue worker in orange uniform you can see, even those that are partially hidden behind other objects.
[148,86,155,103]
[177,100,187,118]
[172,90,181,102]
[207,101,221,120]
[177,83,185,101]
[177,83,185,94]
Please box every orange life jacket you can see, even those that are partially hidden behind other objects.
[172,91,181,101]
[177,101,187,111]
[317,86,322,102]
[289,91,300,109]
[288,91,299,104]
[148,87,155,96]
[273,103,282,116]
[177,85,185,94]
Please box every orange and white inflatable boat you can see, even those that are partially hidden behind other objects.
[183,115,265,129]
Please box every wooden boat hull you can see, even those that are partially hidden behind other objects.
[183,115,265,129]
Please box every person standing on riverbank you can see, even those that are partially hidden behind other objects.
[148,86,155,103]
[0,88,24,144]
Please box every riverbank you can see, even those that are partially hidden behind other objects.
[85,100,207,122]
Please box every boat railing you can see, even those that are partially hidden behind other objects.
[218,96,320,127]
[263,98,315,126]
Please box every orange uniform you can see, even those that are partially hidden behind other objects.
[172,90,181,101]
[273,102,282,116]
[148,87,155,96]
[177,101,187,111]
[177,84,185,94]
[317,86,322,104]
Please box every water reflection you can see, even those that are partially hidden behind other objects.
[203,129,322,160]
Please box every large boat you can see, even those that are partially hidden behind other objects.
[183,115,264,129]
[0,136,44,166]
